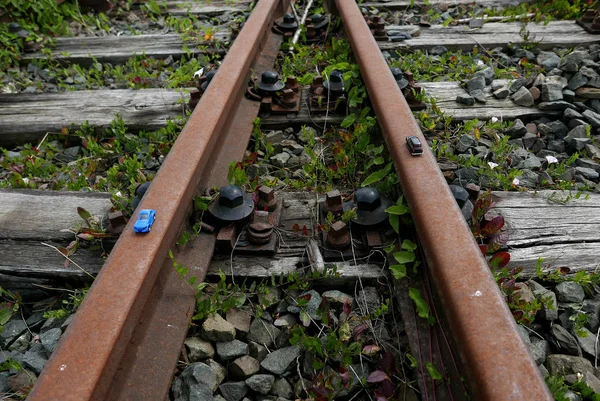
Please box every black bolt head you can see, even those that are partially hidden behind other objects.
[135,181,151,198]
[283,13,295,23]
[390,67,404,81]
[261,71,279,85]
[329,70,343,83]
[355,187,382,211]
[8,23,22,34]
[312,13,324,23]
[219,185,244,209]
[205,70,216,82]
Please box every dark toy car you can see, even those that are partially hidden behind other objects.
[133,209,156,233]
[406,135,423,155]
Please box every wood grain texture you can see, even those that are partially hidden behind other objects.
[0,190,113,293]
[419,80,560,121]
[362,0,527,9]
[0,189,113,241]
[165,0,250,16]
[0,88,189,148]
[380,21,600,51]
[491,190,600,276]
[23,33,228,65]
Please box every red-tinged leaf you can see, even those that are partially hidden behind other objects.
[339,368,350,388]
[302,225,309,236]
[353,323,368,340]
[482,216,504,236]
[559,267,570,275]
[77,233,95,241]
[343,300,352,316]
[489,231,509,249]
[56,246,69,256]
[367,370,389,383]
[379,379,395,397]
[362,344,381,356]
[77,207,92,223]
[292,223,300,233]
[64,258,71,268]
[310,385,331,401]
[299,293,312,302]
[376,395,389,401]
[488,251,510,270]
[379,352,396,375]
[479,244,488,255]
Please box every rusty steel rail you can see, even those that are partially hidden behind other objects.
[27,0,287,399]
[329,1,553,400]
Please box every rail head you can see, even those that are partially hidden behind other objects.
[330,1,553,400]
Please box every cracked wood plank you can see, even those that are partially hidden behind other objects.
[491,190,600,276]
[0,88,189,148]
[23,33,228,66]
[380,20,599,51]
[0,189,114,295]
[164,0,251,16]
[362,0,527,9]
[419,80,560,121]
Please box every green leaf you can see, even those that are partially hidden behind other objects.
[426,362,443,380]
[361,163,392,187]
[401,239,417,251]
[406,353,418,368]
[385,204,409,215]
[394,251,415,264]
[0,307,12,326]
[298,73,313,85]
[389,264,406,280]
[389,214,399,234]
[340,113,356,128]
[77,206,91,222]
[409,288,435,324]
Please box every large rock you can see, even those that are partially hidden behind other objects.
[205,359,226,386]
[542,82,564,102]
[300,290,322,321]
[220,382,249,401]
[529,337,550,365]
[260,346,301,375]
[511,86,534,107]
[216,340,248,362]
[583,299,600,332]
[40,328,62,354]
[202,314,236,342]
[270,378,293,398]
[507,119,528,138]
[172,362,219,399]
[583,109,600,128]
[538,51,560,70]
[576,328,599,359]
[546,354,595,376]
[528,281,558,321]
[552,325,581,356]
[555,282,585,303]
[6,369,36,394]
[21,351,47,375]
[245,374,275,394]
[0,319,28,348]
[185,337,215,362]
[226,309,252,337]
[248,341,268,362]
[247,319,280,348]
[322,290,353,307]
[229,356,260,379]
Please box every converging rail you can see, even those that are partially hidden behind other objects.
[27,0,289,399]
[327,0,552,400]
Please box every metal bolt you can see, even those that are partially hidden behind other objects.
[257,186,278,212]
[261,71,279,86]
[219,185,245,209]
[324,190,343,214]
[327,221,351,249]
[282,89,296,107]
[285,76,299,91]
[355,187,382,212]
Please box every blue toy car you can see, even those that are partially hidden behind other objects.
[133,209,156,233]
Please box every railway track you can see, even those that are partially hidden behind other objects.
[2,0,600,400]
